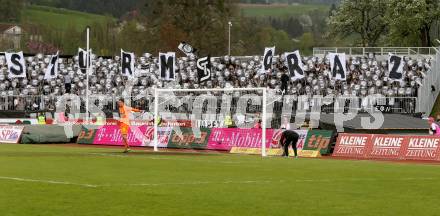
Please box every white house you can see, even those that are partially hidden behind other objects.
[0,24,23,50]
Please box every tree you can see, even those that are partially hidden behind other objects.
[285,17,303,38]
[142,0,238,56]
[0,0,24,22]
[329,3,337,16]
[298,32,314,55]
[387,0,440,47]
[327,0,388,46]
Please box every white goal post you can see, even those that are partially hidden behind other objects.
[153,87,269,156]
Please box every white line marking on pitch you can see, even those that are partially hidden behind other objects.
[0,176,437,188]
[0,176,98,188]
[83,152,247,165]
[85,153,128,157]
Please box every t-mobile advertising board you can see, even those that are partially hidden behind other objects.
[78,125,171,147]
[207,128,272,151]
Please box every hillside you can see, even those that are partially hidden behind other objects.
[21,5,114,31]
[239,3,330,17]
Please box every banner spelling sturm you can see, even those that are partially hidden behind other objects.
[197,56,211,83]
[78,48,91,74]
[121,50,135,77]
[159,52,176,81]
[6,51,26,78]
[44,51,59,80]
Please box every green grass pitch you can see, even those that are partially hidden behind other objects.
[21,5,113,31]
[0,144,440,216]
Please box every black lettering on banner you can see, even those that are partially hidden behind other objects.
[197,56,211,83]
[10,54,23,75]
[332,55,345,80]
[262,47,275,72]
[286,52,304,79]
[78,49,86,69]
[50,54,58,76]
[121,51,133,76]
[44,52,59,80]
[263,50,273,70]
[160,53,175,80]
[6,52,26,78]
[389,55,403,80]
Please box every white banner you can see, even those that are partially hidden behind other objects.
[197,56,211,83]
[178,42,196,56]
[6,51,26,78]
[0,125,24,144]
[329,53,347,81]
[388,53,404,81]
[285,50,304,80]
[260,46,275,73]
[44,51,59,80]
[121,49,135,77]
[159,52,176,81]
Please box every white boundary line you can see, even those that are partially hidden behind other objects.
[0,176,98,188]
[84,152,247,164]
[0,176,436,188]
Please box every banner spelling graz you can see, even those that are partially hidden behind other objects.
[334,134,440,161]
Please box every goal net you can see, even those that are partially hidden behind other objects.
[152,88,269,156]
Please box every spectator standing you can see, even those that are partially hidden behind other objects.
[64,74,72,94]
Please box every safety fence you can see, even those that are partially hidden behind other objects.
[313,47,437,57]
[417,46,440,115]
[0,94,419,117]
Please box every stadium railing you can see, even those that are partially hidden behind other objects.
[0,95,419,118]
[313,47,437,57]
[417,47,440,115]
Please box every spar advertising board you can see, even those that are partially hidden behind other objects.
[0,125,24,144]
[267,129,309,156]
[334,133,440,161]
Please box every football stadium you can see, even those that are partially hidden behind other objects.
[1,0,440,215]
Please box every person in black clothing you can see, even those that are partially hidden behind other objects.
[280,72,289,95]
[64,75,72,94]
[279,130,300,158]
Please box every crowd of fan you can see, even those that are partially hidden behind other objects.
[0,52,431,112]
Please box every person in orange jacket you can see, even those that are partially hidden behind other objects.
[117,98,142,153]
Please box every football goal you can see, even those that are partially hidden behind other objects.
[152,87,270,156]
